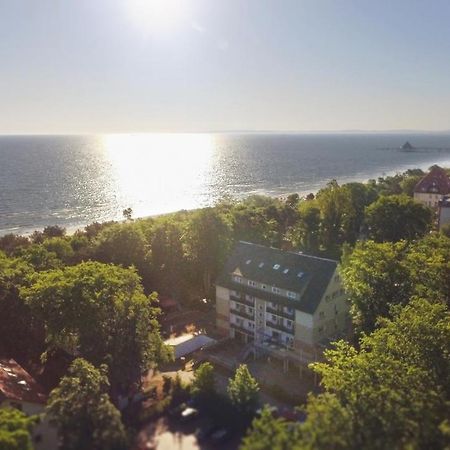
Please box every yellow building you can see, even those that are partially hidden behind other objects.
[216,241,350,372]
[0,359,58,450]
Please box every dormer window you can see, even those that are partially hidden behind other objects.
[273,264,280,270]
[246,259,252,265]
[233,275,241,283]
[258,262,264,268]
[283,268,289,274]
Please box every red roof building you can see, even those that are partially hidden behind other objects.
[0,359,47,405]
[414,166,450,208]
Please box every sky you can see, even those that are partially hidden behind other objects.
[1,0,450,134]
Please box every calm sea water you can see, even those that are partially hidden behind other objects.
[1,133,450,236]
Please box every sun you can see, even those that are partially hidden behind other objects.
[127,0,187,34]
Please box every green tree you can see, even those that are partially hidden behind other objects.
[405,234,450,305]
[94,223,147,270]
[185,208,233,295]
[148,218,187,297]
[46,358,127,450]
[0,408,37,450]
[16,244,62,271]
[289,201,321,253]
[365,194,432,242]
[0,252,43,359]
[21,261,169,389]
[240,405,295,450]
[42,225,66,238]
[0,234,30,256]
[299,299,450,450]
[341,240,412,335]
[191,362,215,398]
[227,364,259,417]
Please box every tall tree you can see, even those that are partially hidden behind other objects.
[185,208,233,295]
[0,251,44,360]
[341,240,412,335]
[21,261,169,390]
[0,408,37,450]
[46,358,127,450]
[228,364,260,418]
[191,362,215,398]
[241,405,294,450]
[243,300,450,450]
[365,194,432,242]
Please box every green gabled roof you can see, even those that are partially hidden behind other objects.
[217,241,337,314]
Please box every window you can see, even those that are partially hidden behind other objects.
[233,275,241,283]
[325,295,331,302]
[297,271,305,278]
[286,320,293,328]
[287,291,296,299]
[319,311,325,319]
[271,314,277,321]
[248,307,254,314]
[262,284,267,290]
[246,259,252,265]
[248,280,256,287]
[285,306,294,315]
[272,286,280,294]
[258,262,264,268]
[273,264,280,270]
[283,268,289,274]
[248,322,255,329]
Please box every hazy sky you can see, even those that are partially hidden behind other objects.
[1,0,450,134]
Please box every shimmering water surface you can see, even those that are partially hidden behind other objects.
[1,133,450,235]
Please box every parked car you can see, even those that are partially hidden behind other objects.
[210,427,232,443]
[180,407,199,421]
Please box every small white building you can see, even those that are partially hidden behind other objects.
[164,334,216,359]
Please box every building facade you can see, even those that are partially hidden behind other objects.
[413,166,450,208]
[216,242,350,371]
[438,196,450,231]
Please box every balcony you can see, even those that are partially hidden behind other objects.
[266,305,295,319]
[265,319,295,335]
[230,322,254,337]
[230,306,255,320]
[230,293,255,307]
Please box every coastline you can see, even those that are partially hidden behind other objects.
[4,157,449,239]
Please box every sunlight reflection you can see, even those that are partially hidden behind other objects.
[101,133,215,218]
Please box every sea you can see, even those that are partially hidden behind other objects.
[1,133,450,236]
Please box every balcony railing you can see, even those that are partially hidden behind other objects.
[266,305,295,319]
[265,319,295,335]
[230,322,254,337]
[230,293,255,307]
[230,307,255,321]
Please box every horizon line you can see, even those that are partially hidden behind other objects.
[1,128,450,136]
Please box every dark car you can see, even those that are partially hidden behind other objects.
[210,427,232,444]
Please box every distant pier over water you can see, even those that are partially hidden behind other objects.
[379,141,450,153]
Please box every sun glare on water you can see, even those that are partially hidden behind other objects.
[102,133,215,218]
